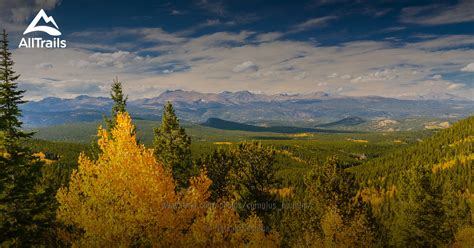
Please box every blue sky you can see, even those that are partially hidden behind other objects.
[1,0,473,100]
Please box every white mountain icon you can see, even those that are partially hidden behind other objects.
[23,9,61,36]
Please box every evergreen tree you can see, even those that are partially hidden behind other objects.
[280,156,378,246]
[104,77,128,131]
[93,77,129,158]
[304,156,359,220]
[153,102,193,188]
[391,165,450,247]
[196,148,235,201]
[0,29,44,246]
[0,29,31,144]
[230,141,279,222]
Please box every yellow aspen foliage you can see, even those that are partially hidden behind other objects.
[453,225,474,248]
[56,112,279,247]
[0,131,10,159]
[316,206,375,248]
[33,152,55,165]
[431,153,474,172]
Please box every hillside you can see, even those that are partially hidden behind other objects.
[202,118,348,133]
[350,115,474,188]
[316,116,366,127]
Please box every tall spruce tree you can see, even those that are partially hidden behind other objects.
[105,77,128,131]
[391,165,450,247]
[153,102,193,188]
[0,29,44,246]
[196,148,235,201]
[0,30,31,143]
[92,78,129,158]
[230,141,278,220]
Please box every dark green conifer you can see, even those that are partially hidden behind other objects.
[230,141,279,223]
[392,165,450,246]
[196,148,235,201]
[0,29,44,246]
[105,77,128,131]
[153,102,193,188]
[0,30,31,144]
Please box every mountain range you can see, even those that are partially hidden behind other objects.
[21,90,473,127]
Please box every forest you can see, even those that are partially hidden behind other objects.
[1,28,473,247]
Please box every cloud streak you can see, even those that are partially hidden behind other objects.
[290,16,338,33]
[400,0,474,25]
[461,63,474,72]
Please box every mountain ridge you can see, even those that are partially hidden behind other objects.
[21,90,473,127]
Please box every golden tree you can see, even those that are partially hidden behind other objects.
[318,206,375,248]
[56,112,279,247]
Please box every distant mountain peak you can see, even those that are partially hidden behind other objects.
[235,90,253,94]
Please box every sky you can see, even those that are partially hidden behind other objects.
[1,0,473,100]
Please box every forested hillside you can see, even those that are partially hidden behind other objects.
[348,115,474,246]
[350,115,473,188]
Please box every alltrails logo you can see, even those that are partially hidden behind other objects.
[19,9,67,48]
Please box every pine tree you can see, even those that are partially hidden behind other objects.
[391,165,450,247]
[0,29,31,144]
[196,148,235,201]
[92,77,129,158]
[230,142,278,216]
[0,29,44,246]
[153,102,193,188]
[304,156,359,220]
[104,77,127,131]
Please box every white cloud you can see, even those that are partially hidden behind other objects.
[0,0,60,23]
[177,31,253,50]
[35,63,53,69]
[340,74,351,80]
[447,83,464,90]
[400,0,474,25]
[291,16,338,33]
[350,69,398,83]
[0,0,61,36]
[89,51,132,68]
[232,61,259,73]
[177,19,237,36]
[254,32,284,42]
[69,51,152,69]
[195,0,227,16]
[379,26,406,33]
[171,10,183,15]
[327,72,338,78]
[19,77,107,100]
[407,35,474,50]
[461,62,474,72]
[294,72,306,80]
[70,28,187,50]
